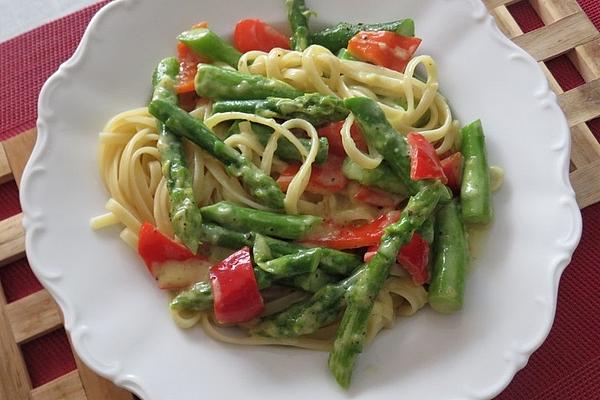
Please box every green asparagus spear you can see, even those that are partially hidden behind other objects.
[170,230,360,313]
[152,58,180,105]
[151,57,203,254]
[252,233,273,263]
[328,182,444,388]
[252,269,365,337]
[254,182,443,340]
[170,254,324,312]
[227,122,329,164]
[310,19,415,53]
[200,201,322,240]
[283,268,337,292]
[417,215,435,244]
[198,222,253,249]
[148,99,285,210]
[342,158,408,195]
[428,199,469,314]
[286,0,312,51]
[253,233,350,279]
[460,120,493,224]
[195,64,303,100]
[258,248,321,277]
[178,28,242,68]
[344,96,422,194]
[260,235,360,276]
[197,225,360,276]
[169,281,213,312]
[212,93,349,126]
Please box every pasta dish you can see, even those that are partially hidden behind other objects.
[90,0,502,388]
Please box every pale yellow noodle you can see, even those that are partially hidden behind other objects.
[170,308,204,329]
[89,212,119,229]
[490,166,504,192]
[366,277,428,343]
[153,178,173,237]
[261,291,308,317]
[240,46,457,154]
[280,119,320,214]
[104,198,141,234]
[119,227,139,250]
[340,113,382,169]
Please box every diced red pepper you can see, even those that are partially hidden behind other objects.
[178,92,198,112]
[209,247,264,324]
[138,222,208,289]
[363,244,378,263]
[397,232,429,285]
[277,154,348,195]
[303,211,401,250]
[175,22,210,95]
[234,19,290,53]
[347,31,421,72]
[178,92,210,112]
[440,152,463,193]
[407,132,447,184]
[363,233,430,285]
[139,222,197,264]
[354,186,401,208]
[175,42,205,94]
[317,121,368,157]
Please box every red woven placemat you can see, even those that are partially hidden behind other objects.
[0,0,598,397]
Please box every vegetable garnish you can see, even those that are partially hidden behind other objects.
[277,154,349,195]
[317,120,367,156]
[407,132,447,184]
[347,31,421,72]
[353,186,401,208]
[441,152,464,193]
[209,247,264,324]
[175,21,209,94]
[138,222,209,289]
[303,211,401,250]
[396,232,430,285]
[363,232,429,285]
[234,19,290,53]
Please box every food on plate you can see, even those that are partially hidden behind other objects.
[90,0,502,388]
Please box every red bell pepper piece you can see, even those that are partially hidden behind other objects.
[234,19,290,53]
[363,244,378,263]
[178,92,198,112]
[209,247,264,324]
[407,132,447,184]
[347,31,421,72]
[316,121,368,156]
[363,232,430,285]
[175,42,204,94]
[440,152,463,193]
[277,154,348,195]
[303,211,401,250]
[139,222,197,264]
[397,232,430,285]
[353,186,401,208]
[138,222,208,289]
[175,21,210,95]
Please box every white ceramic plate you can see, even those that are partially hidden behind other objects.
[22,0,582,399]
